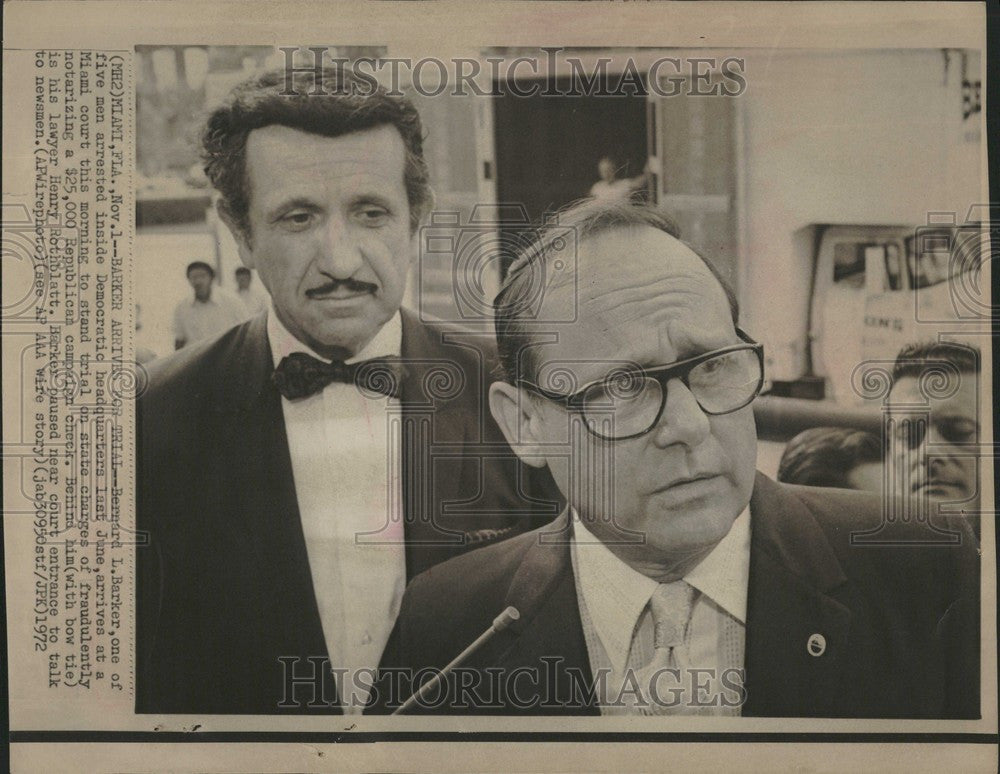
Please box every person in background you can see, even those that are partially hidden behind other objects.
[589,156,650,201]
[777,427,883,492]
[235,265,268,319]
[171,260,246,349]
[886,340,980,517]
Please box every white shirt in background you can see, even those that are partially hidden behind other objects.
[172,288,247,346]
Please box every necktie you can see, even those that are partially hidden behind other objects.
[271,351,403,400]
[636,581,695,715]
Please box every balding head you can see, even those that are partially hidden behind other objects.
[495,199,738,386]
[488,200,757,581]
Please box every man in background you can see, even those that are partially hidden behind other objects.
[235,265,268,319]
[886,340,981,529]
[172,260,246,348]
[589,156,649,201]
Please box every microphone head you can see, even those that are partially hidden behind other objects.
[492,606,520,632]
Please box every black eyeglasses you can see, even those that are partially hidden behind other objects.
[520,329,765,441]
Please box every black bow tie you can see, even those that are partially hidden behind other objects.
[271,351,404,400]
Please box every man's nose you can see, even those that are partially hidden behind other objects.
[649,377,711,449]
[923,424,970,478]
[317,216,364,278]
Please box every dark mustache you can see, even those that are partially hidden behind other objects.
[306,278,378,297]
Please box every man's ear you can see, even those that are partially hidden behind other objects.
[489,381,549,469]
[419,185,436,225]
[216,200,254,269]
[407,186,437,256]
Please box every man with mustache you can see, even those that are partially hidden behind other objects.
[136,65,559,715]
[886,340,981,537]
[373,199,979,718]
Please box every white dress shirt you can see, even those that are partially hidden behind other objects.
[571,508,750,715]
[268,307,406,714]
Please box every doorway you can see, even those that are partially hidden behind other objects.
[491,74,648,274]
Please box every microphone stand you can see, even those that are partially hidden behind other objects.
[392,606,520,715]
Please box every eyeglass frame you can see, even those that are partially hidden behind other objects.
[517,328,765,441]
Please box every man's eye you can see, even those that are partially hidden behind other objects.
[940,419,978,443]
[357,206,390,225]
[700,357,722,374]
[279,211,314,229]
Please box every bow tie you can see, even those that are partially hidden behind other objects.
[271,351,404,400]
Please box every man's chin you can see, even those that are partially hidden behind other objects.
[307,317,385,359]
[647,503,740,551]
[640,531,730,579]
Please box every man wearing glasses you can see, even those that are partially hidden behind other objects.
[373,199,978,718]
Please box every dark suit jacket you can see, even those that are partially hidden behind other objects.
[374,474,980,718]
[135,310,561,714]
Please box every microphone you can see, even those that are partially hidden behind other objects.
[391,606,520,715]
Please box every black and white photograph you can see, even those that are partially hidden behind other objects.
[1,2,995,772]
[132,43,986,719]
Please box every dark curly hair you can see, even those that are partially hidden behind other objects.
[201,64,432,240]
[777,427,883,489]
[891,340,980,382]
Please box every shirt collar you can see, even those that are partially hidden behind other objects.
[571,506,751,673]
[684,507,750,623]
[267,304,402,369]
[571,515,658,674]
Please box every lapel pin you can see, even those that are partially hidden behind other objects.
[807,633,826,657]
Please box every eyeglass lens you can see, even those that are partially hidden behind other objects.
[580,348,761,439]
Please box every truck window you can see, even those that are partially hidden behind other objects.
[883,244,903,291]
[833,242,865,288]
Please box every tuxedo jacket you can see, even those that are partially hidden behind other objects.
[373,474,980,718]
[135,310,562,714]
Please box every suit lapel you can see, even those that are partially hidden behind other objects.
[489,512,599,714]
[209,315,334,709]
[743,473,853,716]
[398,311,469,577]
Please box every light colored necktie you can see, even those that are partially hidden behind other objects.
[636,581,696,715]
